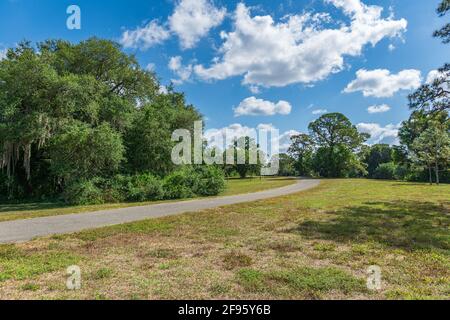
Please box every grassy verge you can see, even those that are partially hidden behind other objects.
[0,177,296,222]
[0,179,448,299]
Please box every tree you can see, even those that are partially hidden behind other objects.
[224,137,262,179]
[363,144,393,178]
[408,65,450,114]
[409,1,450,114]
[434,0,450,43]
[125,91,201,177]
[308,113,369,177]
[411,122,450,185]
[0,38,202,199]
[276,153,296,176]
[288,134,314,176]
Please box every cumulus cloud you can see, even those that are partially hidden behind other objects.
[234,97,292,117]
[357,122,400,144]
[169,0,226,49]
[344,69,422,98]
[120,20,170,49]
[168,56,193,84]
[121,0,225,50]
[312,109,328,115]
[194,0,407,87]
[367,104,391,114]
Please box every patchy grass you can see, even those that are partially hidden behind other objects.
[0,179,448,300]
[0,177,296,222]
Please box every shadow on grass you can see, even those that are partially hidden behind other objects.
[289,201,450,251]
[0,202,66,213]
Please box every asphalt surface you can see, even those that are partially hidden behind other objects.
[0,179,320,243]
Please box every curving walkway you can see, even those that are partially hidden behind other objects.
[0,179,320,243]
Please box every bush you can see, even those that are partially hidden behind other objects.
[63,179,104,205]
[163,168,198,199]
[193,166,226,196]
[394,165,408,181]
[373,162,396,180]
[62,166,225,205]
[125,173,164,202]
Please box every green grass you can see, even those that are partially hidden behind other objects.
[0,179,448,300]
[0,177,296,222]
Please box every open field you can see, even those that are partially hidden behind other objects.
[0,179,449,300]
[0,177,296,223]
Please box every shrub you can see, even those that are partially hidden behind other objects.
[394,165,408,181]
[163,168,197,199]
[126,173,164,201]
[63,179,104,205]
[373,162,396,180]
[193,166,226,196]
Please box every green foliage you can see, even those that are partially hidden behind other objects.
[308,113,369,178]
[288,134,314,176]
[63,179,105,205]
[0,38,209,201]
[361,144,394,178]
[223,136,263,179]
[193,166,226,196]
[125,173,164,202]
[373,162,397,180]
[49,122,125,181]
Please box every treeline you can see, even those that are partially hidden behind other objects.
[278,110,449,183]
[0,38,225,204]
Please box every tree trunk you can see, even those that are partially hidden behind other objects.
[435,161,440,185]
[428,166,433,185]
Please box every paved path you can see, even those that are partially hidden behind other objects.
[0,179,320,243]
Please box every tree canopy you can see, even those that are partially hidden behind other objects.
[0,38,202,200]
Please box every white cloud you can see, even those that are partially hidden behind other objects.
[168,56,193,84]
[234,97,292,117]
[120,20,170,49]
[388,44,396,51]
[169,0,226,49]
[367,104,391,114]
[344,69,421,97]
[158,85,168,95]
[204,123,298,153]
[0,49,7,60]
[357,122,400,144]
[312,109,328,115]
[194,0,407,87]
[121,0,225,50]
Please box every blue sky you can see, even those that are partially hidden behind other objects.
[0,0,448,148]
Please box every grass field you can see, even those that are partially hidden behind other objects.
[0,177,296,223]
[0,179,448,300]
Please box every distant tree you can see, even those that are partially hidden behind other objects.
[408,65,450,114]
[434,0,450,43]
[308,113,369,177]
[224,137,262,179]
[288,134,314,176]
[276,153,297,176]
[399,110,449,150]
[411,122,450,185]
[363,144,393,178]
[409,1,450,114]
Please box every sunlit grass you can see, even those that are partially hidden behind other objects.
[0,179,448,300]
